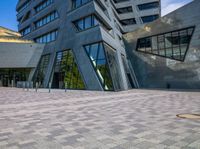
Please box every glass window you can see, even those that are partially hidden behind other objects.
[84,16,92,29]
[116,6,133,14]
[0,68,32,87]
[138,2,159,11]
[35,0,54,13]
[77,19,84,30]
[73,14,110,32]
[120,18,136,26]
[33,54,50,87]
[17,0,31,13]
[136,26,195,61]
[20,26,31,36]
[84,42,122,91]
[34,11,58,29]
[72,0,92,9]
[34,30,58,43]
[141,15,159,23]
[51,50,85,89]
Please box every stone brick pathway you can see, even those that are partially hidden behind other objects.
[0,88,200,149]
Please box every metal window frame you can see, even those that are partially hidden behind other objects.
[136,26,195,62]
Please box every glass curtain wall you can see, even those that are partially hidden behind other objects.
[33,54,50,87]
[52,50,85,89]
[0,69,31,87]
[104,43,121,91]
[121,55,135,89]
[84,42,122,91]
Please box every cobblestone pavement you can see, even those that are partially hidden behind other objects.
[0,88,200,149]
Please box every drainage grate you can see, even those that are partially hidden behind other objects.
[177,114,200,119]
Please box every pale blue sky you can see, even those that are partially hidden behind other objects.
[161,0,193,16]
[0,0,194,31]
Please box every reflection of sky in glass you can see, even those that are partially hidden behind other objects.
[96,59,106,65]
[57,52,63,62]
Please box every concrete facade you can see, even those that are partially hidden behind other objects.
[16,0,160,91]
[0,43,44,69]
[124,0,200,89]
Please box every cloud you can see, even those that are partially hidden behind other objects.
[162,0,193,16]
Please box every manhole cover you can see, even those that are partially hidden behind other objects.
[177,114,200,119]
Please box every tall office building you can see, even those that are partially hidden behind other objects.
[16,0,160,91]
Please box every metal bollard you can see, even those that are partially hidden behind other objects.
[31,81,33,89]
[65,82,67,92]
[23,82,25,90]
[27,82,29,91]
[49,83,51,93]
[11,80,14,88]
[36,82,38,92]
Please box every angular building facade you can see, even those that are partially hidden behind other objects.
[16,0,160,91]
[124,0,200,89]
[0,27,44,87]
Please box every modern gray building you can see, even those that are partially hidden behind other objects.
[124,0,200,89]
[0,27,44,87]
[16,0,160,91]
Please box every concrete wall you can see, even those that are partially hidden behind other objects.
[0,42,44,68]
[124,0,200,89]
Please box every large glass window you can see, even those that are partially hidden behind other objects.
[120,18,136,26]
[84,42,122,91]
[136,26,195,61]
[35,30,58,43]
[116,6,133,14]
[138,2,159,11]
[35,0,54,13]
[141,15,159,23]
[52,50,85,89]
[121,55,135,89]
[20,26,31,36]
[17,0,31,13]
[73,14,111,32]
[35,11,58,29]
[113,0,129,3]
[33,54,50,87]
[72,0,92,9]
[0,69,31,87]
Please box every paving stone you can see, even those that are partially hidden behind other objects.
[0,88,200,149]
[161,139,176,146]
[135,141,157,149]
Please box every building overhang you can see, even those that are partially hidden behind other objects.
[0,42,45,69]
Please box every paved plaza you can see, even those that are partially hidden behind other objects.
[0,88,200,149]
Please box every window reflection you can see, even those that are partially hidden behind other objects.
[73,14,111,33]
[136,26,195,61]
[84,42,122,91]
[33,54,50,87]
[72,0,91,9]
[52,50,85,89]
[0,69,31,87]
